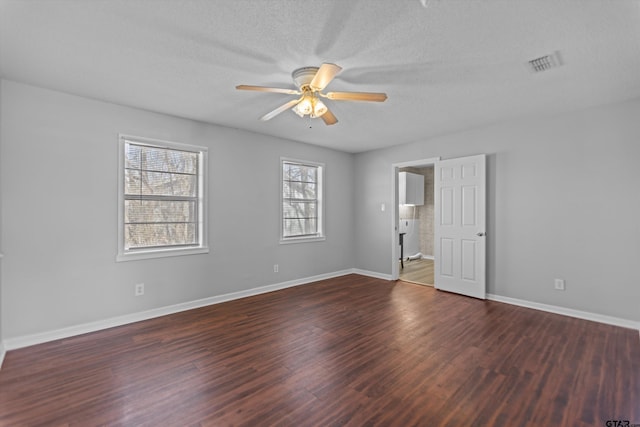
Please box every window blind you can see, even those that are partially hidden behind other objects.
[124,141,200,249]
[282,161,320,238]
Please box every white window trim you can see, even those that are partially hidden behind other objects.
[117,134,209,262]
[280,157,326,244]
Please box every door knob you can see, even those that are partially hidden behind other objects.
[476,232,486,237]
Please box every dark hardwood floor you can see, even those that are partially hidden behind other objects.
[1,274,638,426]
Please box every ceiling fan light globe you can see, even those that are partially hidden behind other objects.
[312,100,328,118]
[294,97,313,116]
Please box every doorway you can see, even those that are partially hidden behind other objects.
[398,165,435,286]
[391,158,439,283]
[392,155,487,299]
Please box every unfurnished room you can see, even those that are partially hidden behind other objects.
[0,1,638,426]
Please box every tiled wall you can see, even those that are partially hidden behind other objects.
[399,166,434,257]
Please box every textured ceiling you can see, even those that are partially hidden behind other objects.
[2,0,640,153]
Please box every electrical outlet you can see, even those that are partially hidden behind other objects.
[554,279,565,291]
[135,283,144,296]
[273,264,279,273]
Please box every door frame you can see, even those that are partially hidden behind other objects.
[391,157,440,280]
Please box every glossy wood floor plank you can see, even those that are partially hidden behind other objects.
[0,274,638,426]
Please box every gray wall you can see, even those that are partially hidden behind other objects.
[0,80,3,350]
[354,98,640,323]
[0,80,355,339]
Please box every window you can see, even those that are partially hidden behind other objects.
[117,135,208,261]
[280,158,325,243]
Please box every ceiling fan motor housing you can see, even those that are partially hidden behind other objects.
[292,67,319,89]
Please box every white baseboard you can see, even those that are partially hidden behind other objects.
[487,293,640,331]
[3,269,354,351]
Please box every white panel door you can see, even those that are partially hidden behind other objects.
[434,155,486,299]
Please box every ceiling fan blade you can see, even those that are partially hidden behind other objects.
[321,108,338,126]
[260,98,302,121]
[236,85,300,95]
[325,91,387,102]
[309,63,342,91]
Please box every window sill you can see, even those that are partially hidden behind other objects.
[279,236,326,245]
[116,246,209,262]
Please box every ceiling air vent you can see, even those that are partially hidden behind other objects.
[528,51,563,73]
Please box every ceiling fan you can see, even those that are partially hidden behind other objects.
[236,63,387,125]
